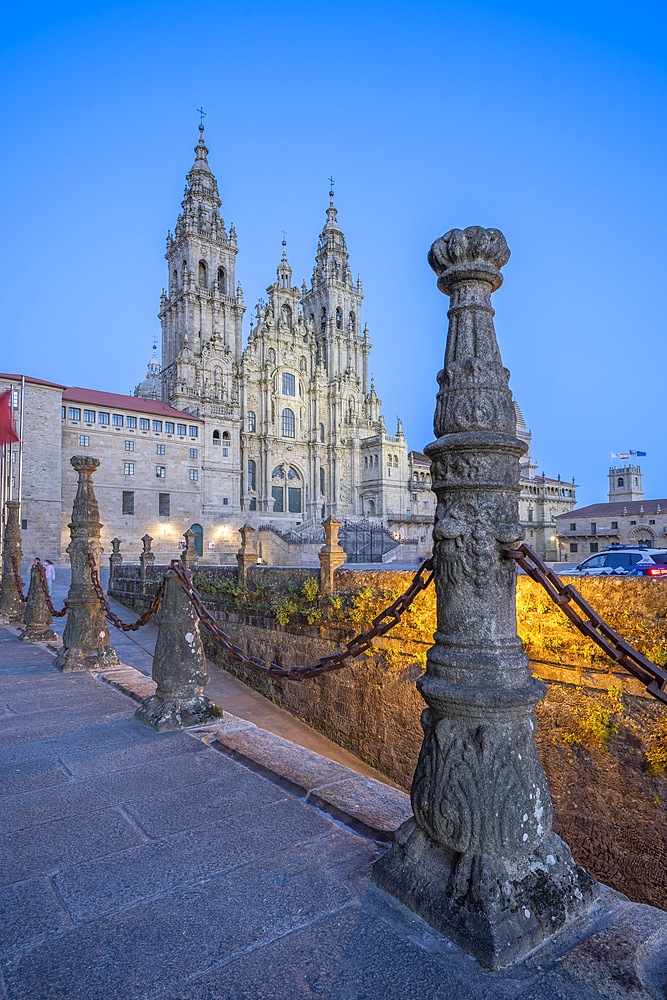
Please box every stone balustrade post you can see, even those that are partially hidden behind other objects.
[318,516,346,595]
[236,523,257,587]
[53,457,118,672]
[135,567,219,731]
[109,537,122,590]
[182,529,198,570]
[372,227,597,969]
[139,534,154,592]
[20,561,58,643]
[0,500,25,624]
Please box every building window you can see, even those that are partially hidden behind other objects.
[83,409,95,423]
[319,422,325,443]
[590,542,599,553]
[79,435,90,447]
[222,447,229,457]
[650,519,656,525]
[190,447,198,459]
[634,477,639,487]
[335,307,342,328]
[98,412,110,426]
[124,440,134,452]
[570,543,578,554]
[527,509,533,522]
[320,467,325,495]
[281,408,295,438]
[213,430,220,446]
[248,459,256,491]
[198,260,207,287]
[156,444,165,455]
[217,266,226,293]
[165,421,174,434]
[591,522,597,535]
[617,477,624,487]
[423,501,429,509]
[126,416,137,429]
[158,492,170,517]
[156,466,166,478]
[282,373,295,396]
[112,414,123,427]
[68,407,81,421]
[247,410,256,432]
[177,423,186,436]
[611,521,618,529]
[222,497,229,505]
[153,420,162,433]
[569,523,576,531]
[12,389,19,409]
[61,406,66,419]
[189,468,198,481]
[189,426,198,438]
[139,418,149,431]
[630,520,637,525]
[124,462,135,476]
[411,493,417,502]
[122,491,134,515]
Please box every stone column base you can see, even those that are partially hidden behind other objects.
[0,611,26,626]
[372,817,599,970]
[20,625,59,643]
[135,695,221,732]
[53,643,119,672]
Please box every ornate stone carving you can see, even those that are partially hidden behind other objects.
[53,457,118,672]
[372,227,597,970]
[0,501,25,624]
[19,562,58,643]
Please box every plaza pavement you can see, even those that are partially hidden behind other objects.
[1,568,666,999]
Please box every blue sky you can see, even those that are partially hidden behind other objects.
[1,1,665,506]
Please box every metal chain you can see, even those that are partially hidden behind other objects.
[10,557,27,604]
[86,553,164,631]
[36,563,68,617]
[505,543,667,705]
[171,557,434,681]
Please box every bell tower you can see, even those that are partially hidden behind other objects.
[608,465,643,502]
[159,124,245,392]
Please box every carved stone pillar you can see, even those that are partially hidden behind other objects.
[182,529,198,571]
[53,457,118,672]
[139,534,154,592]
[0,501,25,624]
[20,563,58,643]
[318,516,346,595]
[109,538,122,590]
[236,523,257,587]
[135,568,219,731]
[372,227,597,969]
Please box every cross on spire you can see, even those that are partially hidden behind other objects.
[197,106,206,126]
[328,176,335,197]
[281,229,287,246]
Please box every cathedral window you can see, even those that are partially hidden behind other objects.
[139,417,149,431]
[319,422,325,443]
[272,466,285,479]
[159,493,170,517]
[393,456,398,467]
[198,260,208,287]
[247,410,256,432]
[617,477,624,487]
[320,467,325,495]
[320,308,327,329]
[213,430,221,446]
[172,269,178,292]
[336,308,342,329]
[126,416,137,429]
[222,431,230,456]
[217,266,226,293]
[248,460,256,492]
[287,467,299,480]
[282,373,295,396]
[281,408,295,438]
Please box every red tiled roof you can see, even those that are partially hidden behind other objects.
[63,387,202,421]
[555,500,667,519]
[409,451,431,464]
[0,373,67,390]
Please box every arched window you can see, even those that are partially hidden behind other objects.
[172,269,178,292]
[393,455,398,467]
[281,408,295,438]
[247,459,256,492]
[247,410,256,432]
[188,523,204,557]
[349,311,355,333]
[320,467,325,495]
[213,430,220,446]
[634,476,639,487]
[617,477,624,487]
[320,307,327,329]
[222,431,230,441]
[282,373,295,396]
[364,456,368,469]
[336,308,343,329]
[217,266,226,293]
[198,260,207,287]
[319,422,325,443]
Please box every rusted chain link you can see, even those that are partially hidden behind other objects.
[11,557,27,604]
[171,557,434,681]
[505,543,667,705]
[36,563,67,617]
[86,554,164,631]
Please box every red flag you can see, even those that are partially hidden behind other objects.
[0,390,19,445]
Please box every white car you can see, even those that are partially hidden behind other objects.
[567,546,667,578]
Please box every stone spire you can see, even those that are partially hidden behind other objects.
[134,343,162,400]
[175,124,225,241]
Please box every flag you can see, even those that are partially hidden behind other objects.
[610,451,618,458]
[636,450,647,457]
[0,390,18,446]
[619,453,629,460]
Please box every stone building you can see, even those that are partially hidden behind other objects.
[555,465,667,560]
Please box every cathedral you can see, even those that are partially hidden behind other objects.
[136,123,410,527]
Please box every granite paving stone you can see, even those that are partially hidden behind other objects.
[60,730,207,779]
[0,758,71,798]
[0,806,145,886]
[0,877,69,957]
[0,718,157,767]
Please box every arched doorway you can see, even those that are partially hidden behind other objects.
[189,523,203,556]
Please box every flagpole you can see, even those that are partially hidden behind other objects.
[17,375,25,513]
[0,442,5,564]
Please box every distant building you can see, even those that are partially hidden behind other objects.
[555,465,667,559]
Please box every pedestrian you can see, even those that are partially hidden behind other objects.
[44,559,56,591]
